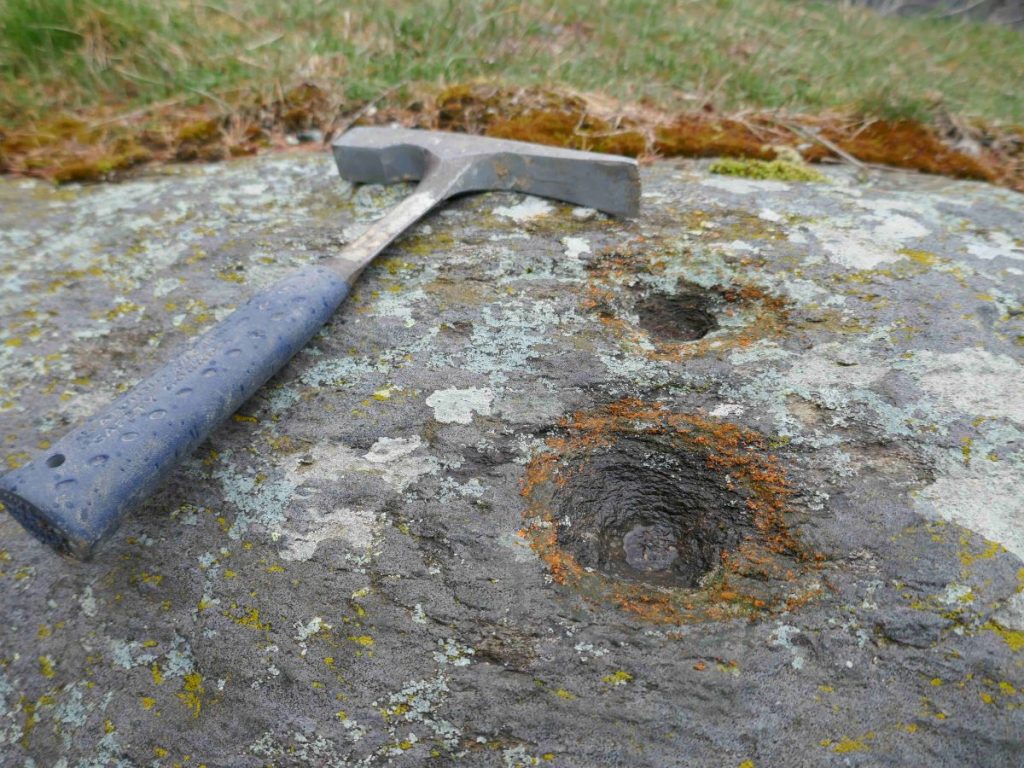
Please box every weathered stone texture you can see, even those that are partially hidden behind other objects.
[0,153,1022,766]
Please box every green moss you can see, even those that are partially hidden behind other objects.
[709,157,826,182]
[51,145,151,184]
[175,120,220,144]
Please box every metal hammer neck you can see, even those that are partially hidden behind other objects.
[325,159,469,283]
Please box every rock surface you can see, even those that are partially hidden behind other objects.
[0,152,1022,767]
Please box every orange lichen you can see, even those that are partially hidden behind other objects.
[520,399,822,625]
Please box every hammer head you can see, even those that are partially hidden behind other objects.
[333,127,640,218]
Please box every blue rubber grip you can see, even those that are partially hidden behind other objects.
[0,265,349,560]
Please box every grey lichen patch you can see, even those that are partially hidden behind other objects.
[1,153,1023,766]
[425,387,493,424]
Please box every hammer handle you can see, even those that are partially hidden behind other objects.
[0,265,349,559]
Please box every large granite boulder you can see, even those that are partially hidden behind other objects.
[0,151,1022,766]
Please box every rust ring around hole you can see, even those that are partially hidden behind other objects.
[581,246,790,360]
[520,399,823,625]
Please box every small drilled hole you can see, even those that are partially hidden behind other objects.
[46,454,65,468]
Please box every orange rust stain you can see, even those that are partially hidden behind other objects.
[612,588,680,624]
[519,399,823,626]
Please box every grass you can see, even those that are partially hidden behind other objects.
[1,0,1022,126]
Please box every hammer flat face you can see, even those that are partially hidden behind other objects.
[333,127,641,218]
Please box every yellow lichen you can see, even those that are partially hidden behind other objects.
[899,248,939,266]
[984,623,1024,652]
[141,697,156,710]
[959,539,1003,567]
[348,635,374,647]
[831,735,870,754]
[102,301,143,321]
[177,672,204,718]
[231,607,270,631]
[5,452,29,469]
[601,670,633,685]
[961,437,973,465]
[217,269,247,284]
[151,663,164,685]
[38,656,55,678]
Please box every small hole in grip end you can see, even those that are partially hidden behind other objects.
[46,454,65,468]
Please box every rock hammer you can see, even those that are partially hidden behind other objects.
[0,127,639,559]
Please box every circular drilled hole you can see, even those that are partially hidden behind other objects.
[553,436,752,588]
[45,453,65,468]
[636,290,718,342]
